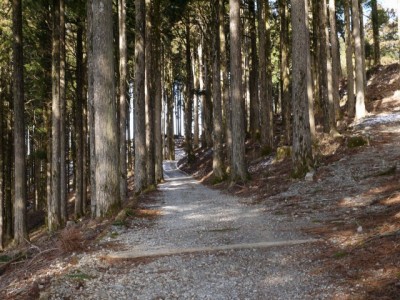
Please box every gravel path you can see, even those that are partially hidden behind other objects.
[45,161,341,299]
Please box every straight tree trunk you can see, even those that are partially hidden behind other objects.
[345,0,355,117]
[59,0,67,223]
[359,1,367,91]
[193,48,200,149]
[229,0,247,182]
[12,0,28,243]
[5,100,13,240]
[87,0,96,216]
[145,0,155,186]
[248,0,259,139]
[324,0,337,132]
[291,0,313,177]
[119,0,128,200]
[0,68,4,249]
[317,0,333,133]
[203,47,213,148]
[220,0,231,171]
[75,20,84,218]
[329,0,341,120]
[184,20,194,163]
[153,1,163,183]
[352,0,366,120]
[165,52,175,160]
[49,0,61,231]
[92,0,120,216]
[259,0,273,149]
[134,0,147,193]
[211,0,224,180]
[306,0,316,137]
[279,0,291,145]
[371,0,380,65]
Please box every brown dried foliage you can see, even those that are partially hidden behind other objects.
[57,226,84,253]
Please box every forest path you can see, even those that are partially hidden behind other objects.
[109,161,318,260]
[45,160,339,299]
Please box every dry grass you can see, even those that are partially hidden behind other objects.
[57,226,84,253]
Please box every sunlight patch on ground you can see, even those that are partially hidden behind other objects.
[352,112,400,129]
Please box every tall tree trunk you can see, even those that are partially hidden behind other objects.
[358,1,367,91]
[311,0,320,116]
[279,0,291,145]
[59,0,67,224]
[249,0,259,139]
[259,0,273,149]
[211,0,224,180]
[184,20,194,163]
[153,1,163,183]
[204,47,213,148]
[75,20,84,218]
[371,0,380,65]
[87,0,96,216]
[291,0,313,177]
[229,0,247,182]
[220,0,231,171]
[317,0,333,133]
[12,0,28,243]
[5,107,13,241]
[193,46,199,149]
[345,0,355,117]
[119,0,128,200]
[145,0,155,186]
[324,0,337,133]
[352,0,366,120]
[92,0,120,216]
[0,68,4,249]
[134,0,147,193]
[329,0,340,120]
[49,0,61,231]
[166,51,175,160]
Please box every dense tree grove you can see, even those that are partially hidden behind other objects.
[0,0,398,246]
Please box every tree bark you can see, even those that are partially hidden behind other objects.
[259,0,274,149]
[49,0,61,231]
[229,0,247,182]
[344,0,355,117]
[317,0,333,133]
[165,51,175,160]
[211,0,224,180]
[145,0,155,186]
[329,0,340,120]
[75,20,84,218]
[291,0,313,177]
[119,0,128,200]
[279,0,291,145]
[0,68,4,249]
[371,0,380,65]
[248,0,259,139]
[220,0,231,171]
[12,0,28,243]
[184,20,194,163]
[352,0,366,120]
[92,0,120,216]
[193,48,199,149]
[153,1,163,183]
[134,0,147,193]
[59,0,67,224]
[87,0,96,217]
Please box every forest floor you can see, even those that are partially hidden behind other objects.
[0,64,399,299]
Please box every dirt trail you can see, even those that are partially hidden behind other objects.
[41,160,341,299]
